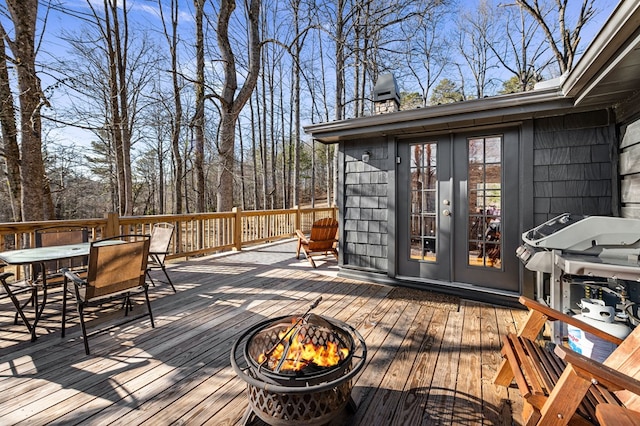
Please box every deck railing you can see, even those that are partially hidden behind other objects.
[0,206,337,261]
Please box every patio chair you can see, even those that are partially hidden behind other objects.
[61,235,153,355]
[295,218,338,268]
[0,271,36,334]
[146,223,176,292]
[493,296,640,425]
[33,225,89,287]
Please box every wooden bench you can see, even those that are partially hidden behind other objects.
[494,296,640,425]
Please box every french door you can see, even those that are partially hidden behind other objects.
[397,131,520,292]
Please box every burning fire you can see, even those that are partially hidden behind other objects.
[258,326,349,372]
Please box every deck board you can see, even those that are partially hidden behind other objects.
[0,240,525,425]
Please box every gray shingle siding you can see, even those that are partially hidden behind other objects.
[342,139,389,272]
[620,118,640,218]
[533,109,614,224]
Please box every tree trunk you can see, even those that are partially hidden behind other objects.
[215,0,261,213]
[250,95,259,210]
[6,0,51,221]
[99,0,127,215]
[292,0,301,207]
[110,0,133,216]
[167,0,184,214]
[193,0,206,212]
[0,23,22,221]
[333,0,345,207]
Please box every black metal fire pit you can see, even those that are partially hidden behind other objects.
[230,299,367,426]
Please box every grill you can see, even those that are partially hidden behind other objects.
[516,213,640,341]
[230,298,367,425]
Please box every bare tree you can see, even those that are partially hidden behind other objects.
[0,23,21,221]
[515,0,596,75]
[455,0,499,99]
[214,0,261,212]
[158,0,185,214]
[48,1,158,216]
[61,0,141,216]
[402,7,450,106]
[2,0,53,221]
[192,0,206,212]
[490,4,549,92]
[291,0,302,207]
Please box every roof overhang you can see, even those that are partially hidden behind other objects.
[304,87,574,143]
[562,0,640,108]
[305,0,640,144]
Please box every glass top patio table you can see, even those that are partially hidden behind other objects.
[0,240,127,341]
[0,242,91,265]
[0,242,98,341]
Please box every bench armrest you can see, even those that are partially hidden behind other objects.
[596,404,640,426]
[555,345,640,394]
[520,296,624,345]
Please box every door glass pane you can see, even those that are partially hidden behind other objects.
[410,142,437,261]
[468,136,502,268]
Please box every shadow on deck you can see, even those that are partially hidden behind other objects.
[0,240,525,425]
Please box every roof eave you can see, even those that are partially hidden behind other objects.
[305,88,570,143]
[562,0,640,103]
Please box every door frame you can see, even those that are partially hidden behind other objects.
[392,126,521,293]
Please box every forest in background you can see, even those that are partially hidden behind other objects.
[0,0,615,222]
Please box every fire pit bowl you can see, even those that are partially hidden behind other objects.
[230,313,367,426]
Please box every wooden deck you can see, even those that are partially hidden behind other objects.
[0,240,527,425]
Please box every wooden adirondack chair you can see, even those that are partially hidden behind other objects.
[494,296,640,425]
[295,218,338,268]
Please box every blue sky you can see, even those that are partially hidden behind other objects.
[1,0,624,149]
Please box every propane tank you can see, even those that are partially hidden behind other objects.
[567,298,632,363]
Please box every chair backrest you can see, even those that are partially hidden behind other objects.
[604,325,640,410]
[36,226,88,247]
[149,223,174,262]
[34,226,89,277]
[308,218,338,250]
[85,236,150,299]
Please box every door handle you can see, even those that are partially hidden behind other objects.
[442,209,451,216]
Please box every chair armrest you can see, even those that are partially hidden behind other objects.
[295,230,308,243]
[0,271,15,281]
[61,267,86,287]
[554,345,640,394]
[520,296,624,345]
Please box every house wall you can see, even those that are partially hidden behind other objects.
[620,117,640,218]
[337,108,617,295]
[532,109,616,226]
[341,137,390,272]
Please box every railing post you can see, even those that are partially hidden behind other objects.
[295,205,301,234]
[105,212,120,238]
[233,207,242,251]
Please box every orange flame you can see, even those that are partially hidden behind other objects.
[258,328,349,372]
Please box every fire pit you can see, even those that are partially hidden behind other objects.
[230,298,367,425]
